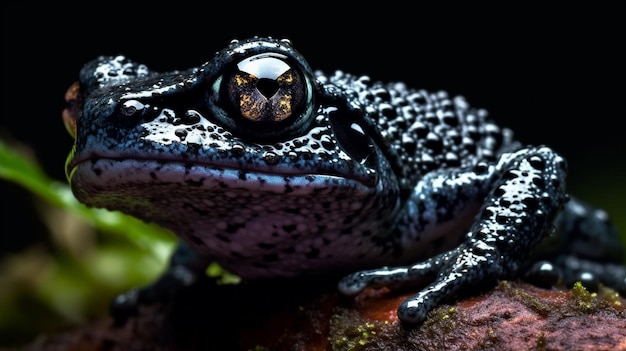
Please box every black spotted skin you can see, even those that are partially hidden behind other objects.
[63,37,625,325]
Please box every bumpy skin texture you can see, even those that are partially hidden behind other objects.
[63,37,625,325]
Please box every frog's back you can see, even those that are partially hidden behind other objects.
[319,70,517,195]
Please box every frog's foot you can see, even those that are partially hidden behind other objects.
[526,256,626,294]
[339,245,503,324]
[525,197,626,294]
[559,256,626,294]
[110,242,212,325]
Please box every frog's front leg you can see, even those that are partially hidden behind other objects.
[110,242,213,324]
[339,146,568,324]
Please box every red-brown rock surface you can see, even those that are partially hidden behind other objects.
[16,280,626,351]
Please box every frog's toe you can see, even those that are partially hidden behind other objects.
[337,271,371,296]
[338,267,411,296]
[524,260,561,289]
[397,292,432,325]
[397,269,475,324]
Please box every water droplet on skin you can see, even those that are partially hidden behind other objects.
[185,134,203,148]
[183,110,202,125]
[120,100,145,117]
[263,152,279,165]
[175,128,188,139]
[231,144,245,157]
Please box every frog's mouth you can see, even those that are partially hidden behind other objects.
[67,156,382,228]
[68,155,377,199]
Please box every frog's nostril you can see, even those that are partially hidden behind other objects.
[256,78,279,99]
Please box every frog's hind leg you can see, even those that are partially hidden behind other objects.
[110,242,213,324]
[524,198,626,294]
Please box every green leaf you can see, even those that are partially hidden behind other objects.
[0,138,176,259]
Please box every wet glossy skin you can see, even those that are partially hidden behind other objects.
[63,37,625,324]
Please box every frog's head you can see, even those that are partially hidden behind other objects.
[62,37,401,260]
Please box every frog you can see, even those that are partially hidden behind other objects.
[62,36,626,325]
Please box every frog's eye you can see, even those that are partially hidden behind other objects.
[228,53,305,123]
[62,81,82,139]
[212,52,314,139]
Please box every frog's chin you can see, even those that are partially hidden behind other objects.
[69,158,382,234]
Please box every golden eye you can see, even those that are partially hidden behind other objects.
[227,53,305,123]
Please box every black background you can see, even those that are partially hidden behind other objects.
[2,3,624,246]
